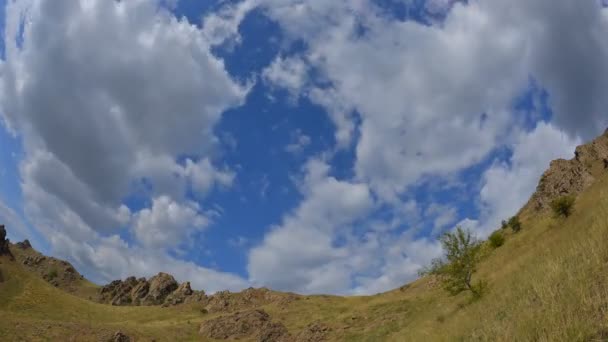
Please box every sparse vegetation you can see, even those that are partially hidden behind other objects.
[550,195,576,218]
[501,220,508,230]
[488,231,505,248]
[508,215,522,232]
[46,268,58,280]
[424,227,485,298]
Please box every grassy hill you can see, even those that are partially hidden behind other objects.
[2,133,608,341]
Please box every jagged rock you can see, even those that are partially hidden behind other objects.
[110,330,130,342]
[99,273,196,307]
[163,281,194,306]
[295,322,331,342]
[15,239,32,249]
[0,225,14,259]
[199,309,291,341]
[183,289,208,304]
[523,130,608,213]
[130,278,149,305]
[204,287,298,313]
[142,272,178,305]
[22,255,46,266]
[99,277,140,306]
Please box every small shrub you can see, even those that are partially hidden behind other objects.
[47,268,58,280]
[501,220,508,230]
[508,216,522,233]
[488,231,505,248]
[550,195,576,218]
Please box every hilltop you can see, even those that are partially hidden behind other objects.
[1,129,608,341]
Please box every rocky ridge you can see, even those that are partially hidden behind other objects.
[522,128,608,213]
[0,224,14,260]
[98,272,195,306]
[7,237,85,293]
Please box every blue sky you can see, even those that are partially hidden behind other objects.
[0,0,605,294]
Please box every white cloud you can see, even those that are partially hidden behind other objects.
[263,56,309,99]
[133,196,209,249]
[248,158,375,293]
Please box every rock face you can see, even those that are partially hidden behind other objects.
[111,331,131,342]
[15,239,32,249]
[163,281,194,306]
[98,273,196,306]
[523,129,608,213]
[0,225,14,259]
[199,309,291,342]
[142,272,178,305]
[295,322,331,342]
[204,287,299,313]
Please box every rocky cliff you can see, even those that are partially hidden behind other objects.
[522,128,608,214]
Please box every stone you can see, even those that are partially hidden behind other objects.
[111,330,130,342]
[199,309,291,341]
[142,272,178,305]
[0,225,14,259]
[164,281,194,306]
[15,239,32,249]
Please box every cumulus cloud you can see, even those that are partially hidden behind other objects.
[0,0,249,290]
[248,158,443,294]
[133,196,209,249]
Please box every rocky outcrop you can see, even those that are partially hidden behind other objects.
[294,322,331,342]
[142,272,178,305]
[98,272,199,307]
[110,331,131,342]
[0,225,14,259]
[523,129,608,213]
[15,239,32,249]
[204,287,299,313]
[163,281,195,306]
[199,309,291,342]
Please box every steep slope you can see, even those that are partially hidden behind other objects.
[2,130,608,341]
[8,237,99,299]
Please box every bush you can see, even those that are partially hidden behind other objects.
[47,268,58,280]
[423,227,484,298]
[508,216,522,233]
[501,220,508,230]
[488,231,505,248]
[550,195,576,218]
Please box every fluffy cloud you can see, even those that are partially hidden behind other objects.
[133,196,209,249]
[248,158,443,294]
[248,159,374,293]
[0,0,249,290]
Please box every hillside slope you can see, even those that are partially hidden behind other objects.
[1,130,608,341]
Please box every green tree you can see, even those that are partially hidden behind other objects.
[550,195,576,218]
[423,227,485,298]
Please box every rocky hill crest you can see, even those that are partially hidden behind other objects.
[522,128,608,214]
